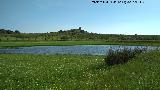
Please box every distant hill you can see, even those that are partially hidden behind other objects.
[0,27,160,41]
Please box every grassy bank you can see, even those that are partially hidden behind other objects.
[1,51,160,89]
[1,40,160,48]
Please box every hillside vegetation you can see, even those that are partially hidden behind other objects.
[1,28,160,41]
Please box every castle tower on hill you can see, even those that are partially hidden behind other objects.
[79,27,81,30]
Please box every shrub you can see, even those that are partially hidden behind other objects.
[105,47,147,66]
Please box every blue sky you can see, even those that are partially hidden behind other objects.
[0,0,160,35]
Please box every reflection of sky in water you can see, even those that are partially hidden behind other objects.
[0,45,159,55]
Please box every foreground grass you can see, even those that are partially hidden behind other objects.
[1,51,160,89]
[1,40,160,48]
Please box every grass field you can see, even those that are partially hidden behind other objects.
[1,51,160,89]
[1,40,160,48]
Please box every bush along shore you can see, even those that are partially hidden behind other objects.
[105,47,147,66]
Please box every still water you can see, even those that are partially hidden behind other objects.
[0,45,158,55]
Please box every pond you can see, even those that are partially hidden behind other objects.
[0,45,159,55]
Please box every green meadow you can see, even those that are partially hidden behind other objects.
[1,40,160,48]
[1,51,160,89]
